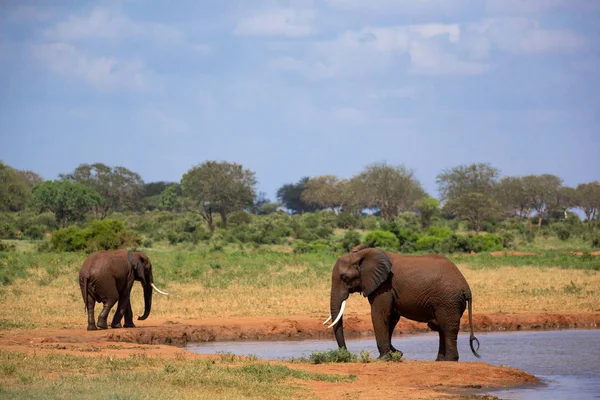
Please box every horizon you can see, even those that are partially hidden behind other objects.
[1,1,599,201]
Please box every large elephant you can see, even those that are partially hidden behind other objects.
[79,249,169,331]
[325,244,481,361]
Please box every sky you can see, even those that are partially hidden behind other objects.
[1,0,599,201]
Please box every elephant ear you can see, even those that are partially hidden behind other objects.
[129,251,148,286]
[351,244,370,253]
[358,248,392,297]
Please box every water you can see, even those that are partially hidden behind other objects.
[185,329,600,399]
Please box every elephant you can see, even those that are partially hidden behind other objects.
[324,244,481,361]
[79,249,169,331]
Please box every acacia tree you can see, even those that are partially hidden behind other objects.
[436,162,499,201]
[32,180,102,227]
[60,163,145,218]
[444,193,501,234]
[495,176,532,220]
[437,163,501,233]
[414,196,441,230]
[521,174,563,228]
[181,161,257,233]
[159,184,181,211]
[276,177,320,214]
[573,181,600,222]
[355,162,425,221]
[0,161,33,212]
[301,175,347,214]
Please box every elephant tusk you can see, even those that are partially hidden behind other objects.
[151,283,169,296]
[327,300,346,329]
[323,315,332,325]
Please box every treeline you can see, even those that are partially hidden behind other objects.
[1,160,599,249]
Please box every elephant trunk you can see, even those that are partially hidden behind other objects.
[329,265,349,349]
[137,282,152,320]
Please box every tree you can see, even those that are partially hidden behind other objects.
[414,196,441,230]
[32,181,102,227]
[60,163,145,218]
[444,193,501,234]
[436,162,500,201]
[301,175,347,214]
[355,162,425,221]
[573,181,600,222]
[181,161,257,233]
[0,161,33,212]
[159,184,181,211]
[521,174,563,228]
[276,177,320,214]
[248,192,281,215]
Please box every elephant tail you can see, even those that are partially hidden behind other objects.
[80,276,88,313]
[467,296,481,359]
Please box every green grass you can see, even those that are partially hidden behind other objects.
[1,245,598,291]
[452,251,600,271]
[0,350,354,400]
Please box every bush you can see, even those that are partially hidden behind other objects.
[360,215,379,230]
[415,235,442,253]
[439,234,473,254]
[591,234,600,249]
[294,239,332,254]
[552,223,571,241]
[0,240,16,252]
[471,234,503,252]
[338,230,362,253]
[337,212,360,229]
[24,225,46,240]
[364,230,399,251]
[50,219,141,252]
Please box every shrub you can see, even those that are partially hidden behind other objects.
[338,230,362,253]
[415,235,442,253]
[308,349,357,364]
[364,230,399,251]
[552,223,571,241]
[397,228,422,253]
[24,225,46,240]
[0,240,16,252]
[50,219,141,252]
[337,212,360,229]
[439,234,473,254]
[427,226,454,239]
[360,215,379,230]
[591,234,600,249]
[294,239,332,254]
[471,234,503,252]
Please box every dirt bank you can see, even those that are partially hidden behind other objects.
[1,312,598,348]
[0,313,555,399]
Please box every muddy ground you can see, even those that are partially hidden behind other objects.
[2,312,598,399]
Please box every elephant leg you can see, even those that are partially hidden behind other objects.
[123,300,135,328]
[428,320,447,361]
[97,287,119,330]
[369,292,394,359]
[388,311,402,354]
[111,282,134,328]
[86,294,97,331]
[435,313,460,361]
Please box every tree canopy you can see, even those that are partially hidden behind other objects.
[32,180,102,227]
[181,161,257,232]
[60,163,145,218]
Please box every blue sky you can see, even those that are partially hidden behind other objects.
[1,0,599,200]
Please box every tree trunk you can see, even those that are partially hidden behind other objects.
[537,215,543,228]
[220,212,228,229]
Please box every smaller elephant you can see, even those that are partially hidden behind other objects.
[79,249,169,331]
[325,244,481,361]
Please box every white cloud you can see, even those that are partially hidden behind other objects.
[273,23,483,79]
[409,41,488,75]
[484,0,597,15]
[43,7,207,51]
[31,42,147,91]
[481,18,586,54]
[234,9,315,37]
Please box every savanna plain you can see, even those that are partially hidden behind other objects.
[1,239,599,399]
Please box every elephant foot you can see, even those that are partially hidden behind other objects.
[435,355,459,362]
[111,323,122,329]
[87,324,98,331]
[97,320,108,330]
[378,349,404,361]
[123,322,136,328]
